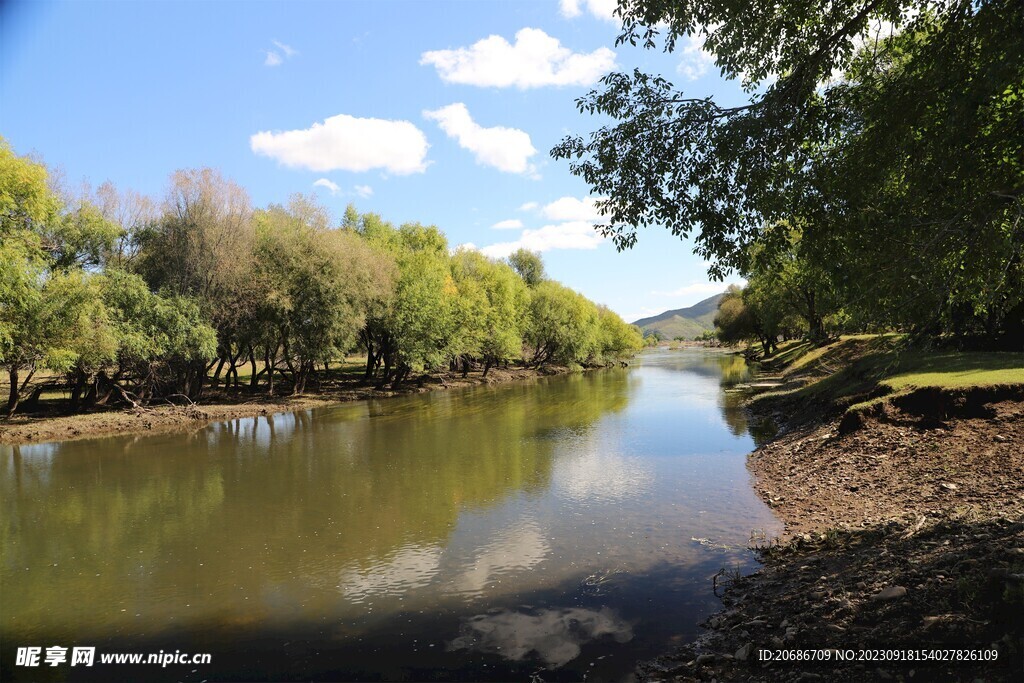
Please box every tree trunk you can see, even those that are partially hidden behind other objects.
[249,346,259,389]
[265,347,275,395]
[376,354,393,389]
[6,367,19,417]
[210,354,227,388]
[70,369,88,408]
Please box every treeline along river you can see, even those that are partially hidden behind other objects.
[0,349,780,681]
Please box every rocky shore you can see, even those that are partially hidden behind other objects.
[641,348,1024,682]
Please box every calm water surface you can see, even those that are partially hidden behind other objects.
[1,349,780,681]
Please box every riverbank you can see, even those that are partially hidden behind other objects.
[0,363,581,446]
[642,337,1024,682]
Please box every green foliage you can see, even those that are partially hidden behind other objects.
[0,137,120,272]
[507,248,546,287]
[805,3,1024,339]
[254,198,396,391]
[525,281,600,366]
[450,249,530,371]
[1,140,643,412]
[101,269,217,367]
[552,0,1023,344]
[713,285,755,346]
[46,198,122,270]
[135,167,255,325]
[594,307,645,362]
[0,139,61,237]
[358,215,457,383]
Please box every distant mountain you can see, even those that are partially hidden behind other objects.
[632,292,724,340]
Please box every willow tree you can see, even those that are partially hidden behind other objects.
[0,140,121,414]
[507,248,546,287]
[254,197,396,394]
[357,217,457,387]
[524,281,600,366]
[450,249,530,375]
[136,168,256,394]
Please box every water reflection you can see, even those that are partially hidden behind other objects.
[453,522,550,596]
[1,351,781,681]
[339,544,443,602]
[0,371,634,641]
[553,446,653,505]
[447,607,633,667]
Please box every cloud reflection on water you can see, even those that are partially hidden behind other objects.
[553,445,652,505]
[337,544,442,602]
[447,606,633,667]
[451,522,550,595]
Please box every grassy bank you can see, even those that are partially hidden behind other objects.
[643,337,1024,682]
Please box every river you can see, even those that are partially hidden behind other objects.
[0,348,780,681]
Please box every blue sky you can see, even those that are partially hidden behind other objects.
[1,0,746,322]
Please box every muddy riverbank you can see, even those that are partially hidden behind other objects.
[642,345,1024,682]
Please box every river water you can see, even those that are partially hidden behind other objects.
[1,349,780,681]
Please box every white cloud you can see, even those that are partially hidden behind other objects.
[354,184,373,198]
[559,0,619,22]
[518,201,539,212]
[420,28,616,89]
[423,103,536,175]
[492,219,523,230]
[541,195,604,222]
[480,220,606,258]
[264,40,296,67]
[312,178,340,195]
[676,34,716,81]
[250,114,430,175]
[272,40,297,58]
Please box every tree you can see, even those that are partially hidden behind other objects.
[0,138,61,237]
[0,141,119,414]
[91,269,217,406]
[450,249,530,375]
[136,168,255,395]
[0,238,108,415]
[508,248,546,287]
[524,281,600,366]
[802,5,1024,342]
[744,227,840,342]
[358,216,457,387]
[593,306,645,363]
[93,180,158,269]
[714,285,756,347]
[254,198,396,394]
[552,0,1023,343]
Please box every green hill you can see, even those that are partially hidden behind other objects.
[632,293,724,340]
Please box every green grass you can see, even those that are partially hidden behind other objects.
[882,352,1024,390]
[767,340,814,367]
[750,335,1024,417]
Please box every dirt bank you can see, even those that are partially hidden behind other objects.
[0,365,578,446]
[642,381,1024,682]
